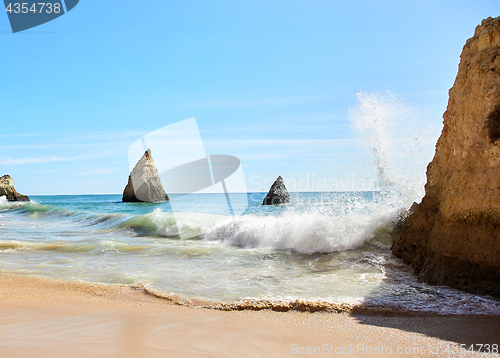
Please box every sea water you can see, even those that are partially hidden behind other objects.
[0,92,499,315]
[0,192,498,314]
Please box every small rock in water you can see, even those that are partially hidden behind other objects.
[0,175,29,201]
[262,176,290,205]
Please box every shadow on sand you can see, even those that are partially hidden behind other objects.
[351,312,499,352]
[349,257,500,353]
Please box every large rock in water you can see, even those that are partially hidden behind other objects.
[122,149,169,203]
[392,17,500,296]
[262,176,290,205]
[0,175,29,201]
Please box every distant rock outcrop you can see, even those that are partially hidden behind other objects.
[262,176,290,205]
[392,17,500,296]
[0,175,29,201]
[122,149,169,203]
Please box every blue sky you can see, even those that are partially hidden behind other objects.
[1,1,499,195]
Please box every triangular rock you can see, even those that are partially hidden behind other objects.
[122,149,169,203]
[262,176,289,205]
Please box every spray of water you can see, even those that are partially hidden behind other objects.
[349,91,439,208]
[194,91,442,253]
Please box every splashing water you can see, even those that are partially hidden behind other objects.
[349,91,440,207]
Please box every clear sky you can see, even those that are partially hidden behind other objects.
[1,1,499,195]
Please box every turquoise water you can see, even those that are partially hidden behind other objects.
[1,192,499,314]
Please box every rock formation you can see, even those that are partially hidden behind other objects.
[122,149,169,203]
[0,175,29,201]
[392,17,500,296]
[262,176,290,205]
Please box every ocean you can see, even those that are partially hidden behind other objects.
[1,191,499,315]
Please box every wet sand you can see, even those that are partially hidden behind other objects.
[0,274,498,357]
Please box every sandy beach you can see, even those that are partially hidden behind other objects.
[0,274,498,358]
[3,1,500,357]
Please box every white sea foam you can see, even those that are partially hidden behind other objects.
[203,212,381,254]
[0,196,16,211]
[0,195,32,211]
[144,202,402,254]
[147,208,224,238]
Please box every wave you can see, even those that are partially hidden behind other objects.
[202,212,385,254]
[13,201,58,214]
[2,198,402,254]
[2,200,127,228]
[0,239,149,254]
[118,208,177,236]
[0,195,29,210]
[118,208,234,240]
[0,241,67,251]
[1,200,224,240]
[116,207,401,254]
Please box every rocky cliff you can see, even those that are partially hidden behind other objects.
[122,149,169,203]
[0,175,29,201]
[392,17,500,296]
[262,176,290,205]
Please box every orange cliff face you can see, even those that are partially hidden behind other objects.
[0,175,29,202]
[392,17,500,297]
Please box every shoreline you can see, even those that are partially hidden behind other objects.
[0,274,499,357]
[2,272,498,316]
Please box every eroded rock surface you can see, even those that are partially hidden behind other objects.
[122,149,169,203]
[0,175,29,201]
[392,17,500,296]
[263,176,290,205]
